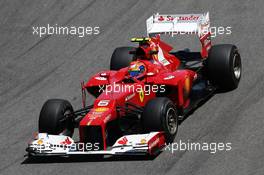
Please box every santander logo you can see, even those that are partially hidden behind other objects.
[178,15,199,21]
[158,16,165,21]
[60,137,72,145]
[118,137,128,145]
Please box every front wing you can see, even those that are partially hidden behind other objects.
[26,132,165,156]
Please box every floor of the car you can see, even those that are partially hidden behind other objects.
[179,80,216,121]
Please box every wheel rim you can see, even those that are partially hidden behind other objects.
[233,53,241,80]
[59,110,73,136]
[166,108,177,134]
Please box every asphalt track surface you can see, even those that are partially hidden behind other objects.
[0,0,264,174]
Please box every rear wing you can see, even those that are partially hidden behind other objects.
[146,12,211,58]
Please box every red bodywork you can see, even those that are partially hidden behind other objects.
[79,36,198,150]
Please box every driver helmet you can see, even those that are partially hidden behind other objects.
[128,61,146,77]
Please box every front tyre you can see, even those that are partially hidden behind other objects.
[39,99,74,137]
[142,97,178,144]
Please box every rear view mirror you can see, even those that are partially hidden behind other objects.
[100,72,110,78]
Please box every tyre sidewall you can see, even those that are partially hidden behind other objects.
[110,47,135,70]
[39,99,74,137]
[142,98,178,144]
[207,44,242,90]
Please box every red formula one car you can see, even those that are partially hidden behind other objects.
[26,12,241,157]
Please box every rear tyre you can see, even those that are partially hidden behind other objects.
[110,47,136,70]
[142,97,178,143]
[206,44,242,90]
[39,99,74,137]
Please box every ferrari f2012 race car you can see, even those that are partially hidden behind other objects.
[26,12,241,157]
